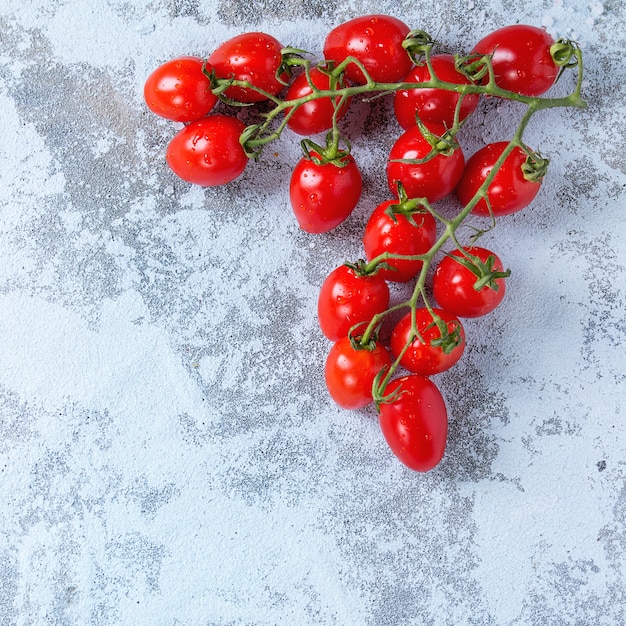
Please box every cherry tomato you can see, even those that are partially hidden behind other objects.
[323,14,412,85]
[378,374,448,472]
[208,32,287,103]
[290,152,362,233]
[144,56,218,123]
[362,199,437,282]
[165,115,248,186]
[472,25,559,96]
[318,264,390,342]
[390,308,465,376]
[456,142,543,217]
[432,246,507,318]
[386,123,465,203]
[393,54,479,131]
[285,68,351,136]
[325,337,392,409]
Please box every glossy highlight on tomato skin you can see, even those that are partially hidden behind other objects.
[289,153,362,234]
[165,115,248,186]
[362,199,437,283]
[325,337,392,409]
[378,374,448,472]
[208,32,287,103]
[393,54,480,131]
[390,308,465,376]
[432,246,507,318]
[143,56,218,123]
[457,142,542,217]
[317,265,390,342]
[323,14,413,85]
[472,25,559,96]
[386,123,465,203]
[285,68,351,136]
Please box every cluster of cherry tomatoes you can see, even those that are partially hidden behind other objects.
[144,15,583,472]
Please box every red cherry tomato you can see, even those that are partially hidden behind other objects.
[290,152,362,233]
[323,14,412,85]
[318,264,390,342]
[285,68,351,136]
[393,54,479,131]
[457,142,543,217]
[472,25,559,96]
[378,374,448,472]
[362,199,437,282]
[165,115,248,186]
[432,246,507,318]
[386,123,465,203]
[325,337,392,409]
[208,32,287,103]
[144,56,218,123]
[390,308,465,376]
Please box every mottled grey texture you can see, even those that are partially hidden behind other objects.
[1,0,625,624]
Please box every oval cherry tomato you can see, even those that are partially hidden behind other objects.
[323,14,412,85]
[165,115,248,186]
[378,374,448,472]
[472,25,559,96]
[285,68,351,136]
[393,54,479,131]
[386,123,465,203]
[362,199,437,282]
[325,337,392,409]
[290,152,362,233]
[144,56,218,123]
[318,264,390,342]
[390,308,465,376]
[208,32,287,103]
[432,246,507,318]
[456,142,543,217]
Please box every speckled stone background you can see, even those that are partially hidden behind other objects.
[1,0,625,624]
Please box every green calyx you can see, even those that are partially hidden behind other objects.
[427,318,463,355]
[343,258,380,277]
[521,149,550,183]
[385,182,431,227]
[449,251,511,292]
[402,30,436,63]
[550,38,579,69]
[300,133,352,167]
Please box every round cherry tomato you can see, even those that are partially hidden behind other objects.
[362,199,437,282]
[285,68,351,136]
[323,14,412,85]
[393,54,479,131]
[378,374,448,472]
[390,308,465,376]
[325,337,392,409]
[290,152,362,233]
[472,25,558,96]
[318,264,390,342]
[386,123,465,203]
[456,142,543,217]
[144,56,218,123]
[432,246,507,318]
[165,115,248,186]
[208,32,287,103]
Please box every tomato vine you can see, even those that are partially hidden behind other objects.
[145,18,586,472]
